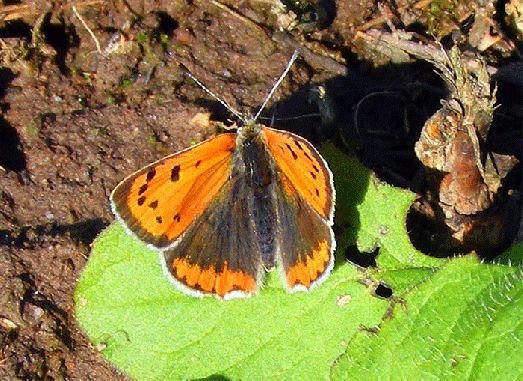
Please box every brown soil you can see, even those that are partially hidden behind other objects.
[0,1,520,380]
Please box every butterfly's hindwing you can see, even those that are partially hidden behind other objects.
[162,173,265,298]
[274,173,335,291]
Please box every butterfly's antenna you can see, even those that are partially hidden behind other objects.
[179,63,246,123]
[253,48,301,122]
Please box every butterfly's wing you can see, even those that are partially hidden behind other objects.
[162,172,264,298]
[111,133,236,249]
[275,176,335,291]
[263,127,335,291]
[263,127,334,220]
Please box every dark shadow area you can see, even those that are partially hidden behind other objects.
[263,60,445,189]
[494,0,523,52]
[0,19,32,39]
[0,218,107,249]
[0,67,17,100]
[359,277,393,299]
[300,0,337,32]
[41,13,79,75]
[406,205,466,258]
[154,11,179,39]
[490,63,523,161]
[0,116,27,173]
[374,283,393,299]
[19,272,75,350]
[345,246,378,268]
[181,94,240,128]
[194,375,231,381]
[0,67,26,172]
[280,0,336,31]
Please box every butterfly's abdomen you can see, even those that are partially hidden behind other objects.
[240,133,277,267]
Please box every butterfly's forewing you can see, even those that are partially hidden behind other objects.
[263,127,334,221]
[162,171,264,298]
[111,133,236,249]
[263,127,335,291]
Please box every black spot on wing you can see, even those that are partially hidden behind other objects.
[138,183,148,195]
[148,200,158,209]
[294,140,303,150]
[285,143,298,160]
[171,165,180,182]
[303,150,312,161]
[146,168,156,182]
[138,196,146,206]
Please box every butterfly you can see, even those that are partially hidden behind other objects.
[110,52,336,299]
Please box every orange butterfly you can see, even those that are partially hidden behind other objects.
[111,52,335,299]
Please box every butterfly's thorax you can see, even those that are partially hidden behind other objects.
[239,123,272,188]
[236,122,278,268]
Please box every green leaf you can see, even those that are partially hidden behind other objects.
[357,176,443,269]
[75,222,389,380]
[331,255,523,381]
[322,144,443,270]
[323,145,523,381]
[76,144,522,380]
[498,242,523,265]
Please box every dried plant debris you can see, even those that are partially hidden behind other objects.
[413,46,519,255]
[506,0,523,41]
[357,1,516,63]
